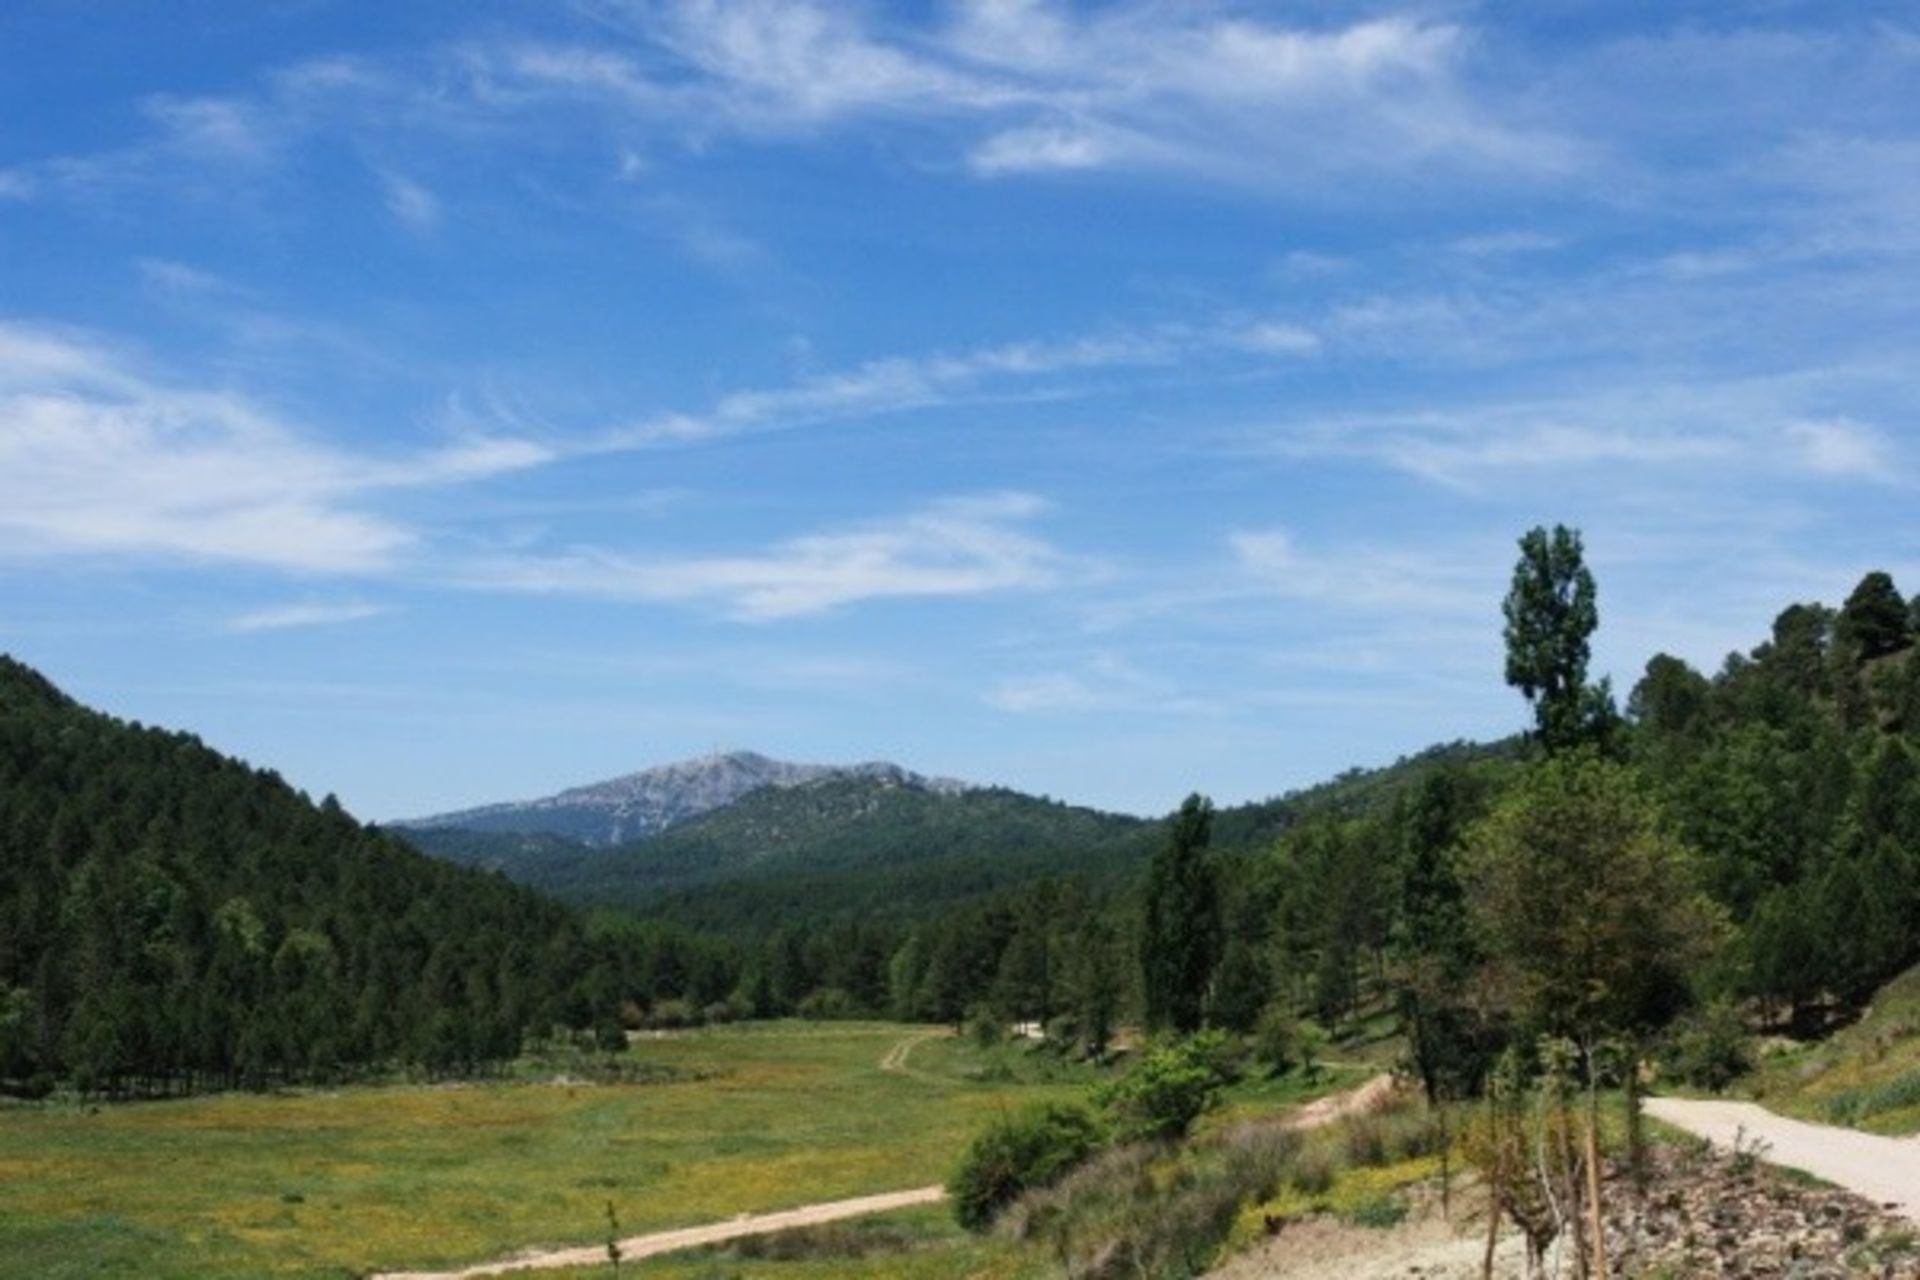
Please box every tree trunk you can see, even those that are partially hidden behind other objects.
[1586,1076,1608,1278]
[1483,1095,1502,1280]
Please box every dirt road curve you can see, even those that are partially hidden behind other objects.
[1644,1096,1920,1222]
[878,1027,950,1076]
[371,1185,948,1280]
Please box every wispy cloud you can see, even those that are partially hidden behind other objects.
[228,600,390,632]
[0,321,546,574]
[1230,528,1496,618]
[1258,373,1913,493]
[1787,419,1889,477]
[1450,230,1564,256]
[380,172,440,230]
[485,3,1575,191]
[987,652,1214,717]
[605,318,1316,448]
[457,491,1071,619]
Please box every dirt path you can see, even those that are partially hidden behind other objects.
[375,1064,1394,1279]
[1281,1073,1397,1129]
[878,1027,951,1078]
[372,1186,948,1280]
[1644,1096,1920,1221]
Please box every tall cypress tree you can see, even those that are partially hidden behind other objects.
[1503,525,1610,753]
[1141,794,1218,1033]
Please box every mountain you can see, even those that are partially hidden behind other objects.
[408,775,1156,930]
[398,750,969,847]
[401,741,1517,935]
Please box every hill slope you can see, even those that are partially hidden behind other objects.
[0,655,595,1095]
[402,739,1517,935]
[414,776,1156,930]
[398,750,967,847]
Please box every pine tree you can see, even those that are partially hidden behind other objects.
[1141,795,1219,1033]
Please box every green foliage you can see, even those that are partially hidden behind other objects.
[1661,1000,1752,1092]
[1141,795,1219,1034]
[1838,570,1912,662]
[0,654,619,1095]
[1460,752,1726,1043]
[1503,524,1606,753]
[1095,1032,1240,1144]
[1206,939,1270,1034]
[1346,1195,1409,1229]
[947,1101,1106,1230]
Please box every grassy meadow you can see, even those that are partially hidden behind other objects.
[0,1021,1096,1280]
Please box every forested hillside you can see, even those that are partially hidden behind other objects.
[874,552,1920,1089]
[0,657,620,1097]
[413,778,1153,925]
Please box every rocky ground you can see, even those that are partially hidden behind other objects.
[1602,1144,1920,1278]
[1214,1144,1920,1278]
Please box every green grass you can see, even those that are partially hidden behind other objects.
[0,1022,1094,1279]
[1742,962,1920,1135]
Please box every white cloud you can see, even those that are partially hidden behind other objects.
[604,320,1310,448]
[490,3,1571,191]
[1230,528,1494,618]
[0,321,549,574]
[1787,419,1888,477]
[381,172,441,229]
[140,94,272,161]
[986,652,1213,717]
[1225,322,1321,357]
[458,491,1069,619]
[138,258,238,295]
[229,601,389,632]
[969,124,1115,175]
[1450,230,1564,256]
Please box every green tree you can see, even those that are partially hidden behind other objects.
[1503,525,1607,753]
[1460,753,1724,1046]
[1628,653,1711,740]
[1061,913,1123,1057]
[1206,938,1269,1034]
[1392,767,1496,1103]
[1140,795,1219,1034]
[1838,571,1912,662]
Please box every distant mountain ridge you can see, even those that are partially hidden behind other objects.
[398,749,970,847]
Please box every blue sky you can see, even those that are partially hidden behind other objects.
[2,1,1917,821]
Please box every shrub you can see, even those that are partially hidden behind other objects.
[1095,1034,1237,1144]
[1253,1004,1299,1076]
[966,1004,1005,1048]
[1347,1195,1409,1230]
[796,987,857,1020]
[592,1018,628,1053]
[1663,1000,1751,1093]
[645,998,695,1030]
[950,1102,1107,1230]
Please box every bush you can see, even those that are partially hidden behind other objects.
[1347,1195,1409,1230]
[1095,1034,1237,1144]
[1253,1004,1299,1076]
[592,1018,628,1053]
[796,987,858,1020]
[949,1102,1107,1230]
[966,1004,1004,1048]
[645,998,695,1030]
[1663,1000,1751,1093]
